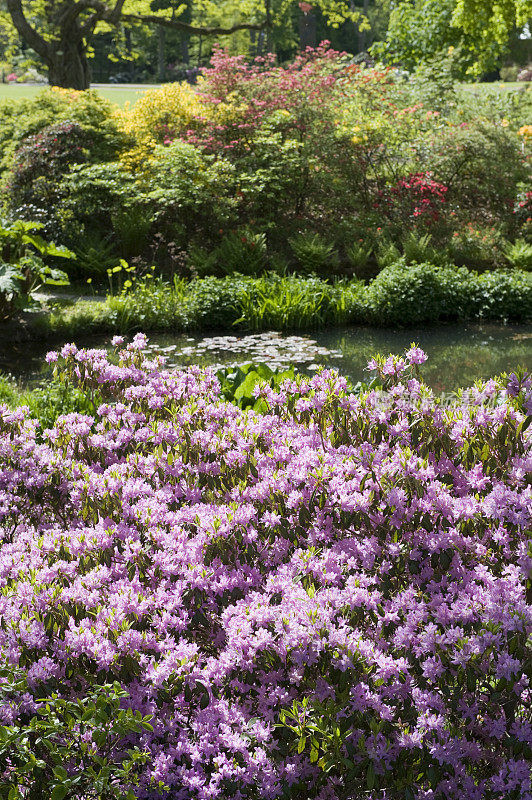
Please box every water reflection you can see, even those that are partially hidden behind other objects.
[2,323,531,391]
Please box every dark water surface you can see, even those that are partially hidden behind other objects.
[2,322,531,391]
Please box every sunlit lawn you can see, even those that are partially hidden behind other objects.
[0,80,528,109]
[0,83,160,107]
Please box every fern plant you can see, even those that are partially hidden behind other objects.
[217,230,267,276]
[289,232,337,275]
[504,239,532,271]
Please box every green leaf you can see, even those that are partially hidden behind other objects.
[366,762,376,790]
[53,767,68,781]
[297,736,306,754]
[50,787,69,800]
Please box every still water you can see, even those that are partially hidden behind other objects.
[2,322,531,391]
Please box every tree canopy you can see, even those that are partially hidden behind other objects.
[373,0,531,75]
[4,0,368,88]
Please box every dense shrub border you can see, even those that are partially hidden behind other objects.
[34,265,532,340]
[0,337,531,799]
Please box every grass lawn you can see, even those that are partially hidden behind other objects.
[0,80,528,109]
[459,81,529,94]
[0,83,160,107]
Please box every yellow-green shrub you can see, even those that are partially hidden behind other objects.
[116,83,205,167]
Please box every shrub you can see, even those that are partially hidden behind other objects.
[365,261,476,324]
[0,87,124,174]
[5,122,93,233]
[0,219,71,319]
[186,274,252,328]
[57,162,144,250]
[366,261,532,325]
[142,140,238,241]
[472,268,532,320]
[375,172,449,228]
[0,338,530,799]
[425,121,527,227]
[446,223,507,270]
[0,666,153,799]
[116,82,204,165]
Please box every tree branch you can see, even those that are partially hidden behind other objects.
[119,13,267,37]
[6,0,51,60]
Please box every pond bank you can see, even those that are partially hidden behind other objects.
[9,266,532,349]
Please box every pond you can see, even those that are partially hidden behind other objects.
[2,322,531,392]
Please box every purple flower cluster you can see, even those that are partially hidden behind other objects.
[1,337,531,799]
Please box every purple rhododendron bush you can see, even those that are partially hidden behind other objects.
[1,334,532,800]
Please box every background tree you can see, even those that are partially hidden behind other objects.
[372,0,531,76]
[4,0,369,89]
[4,0,267,89]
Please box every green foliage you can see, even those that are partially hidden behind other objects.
[504,238,532,271]
[143,140,238,237]
[374,0,531,76]
[452,0,532,60]
[235,274,364,330]
[345,240,374,279]
[216,230,268,276]
[73,231,121,277]
[366,261,532,325]
[365,261,474,325]
[0,88,124,175]
[33,264,532,340]
[106,274,190,331]
[0,372,98,430]
[0,662,153,800]
[446,224,507,271]
[185,274,252,328]
[471,268,532,320]
[425,121,526,223]
[216,362,296,412]
[289,232,338,275]
[57,162,143,252]
[401,231,450,266]
[0,220,71,319]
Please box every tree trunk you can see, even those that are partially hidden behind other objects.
[299,9,317,50]
[157,25,166,81]
[48,38,91,89]
[357,0,370,53]
[265,0,272,53]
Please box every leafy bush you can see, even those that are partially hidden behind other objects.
[186,274,252,328]
[472,268,532,320]
[366,261,532,325]
[0,87,124,175]
[216,362,296,412]
[56,162,143,254]
[143,140,238,241]
[446,223,507,270]
[0,338,530,799]
[0,665,154,800]
[425,122,527,226]
[366,261,475,324]
[5,122,93,232]
[116,82,204,166]
[0,220,71,319]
